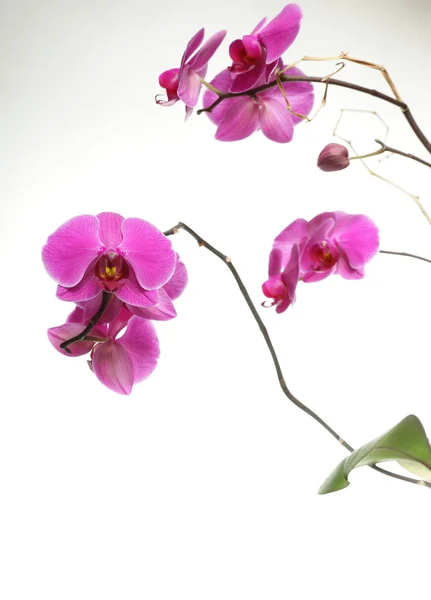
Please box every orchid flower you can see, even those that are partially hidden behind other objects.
[273,212,380,283]
[202,65,313,142]
[157,27,227,117]
[228,3,303,92]
[42,212,176,310]
[48,307,160,395]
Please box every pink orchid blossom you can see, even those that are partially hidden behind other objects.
[228,4,303,93]
[48,307,160,395]
[273,211,380,283]
[157,27,227,116]
[202,65,313,142]
[262,245,299,313]
[42,212,176,309]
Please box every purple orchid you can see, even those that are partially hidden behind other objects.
[42,212,176,310]
[49,307,160,395]
[228,3,303,93]
[273,211,380,284]
[202,65,314,142]
[157,27,227,117]
[262,245,299,313]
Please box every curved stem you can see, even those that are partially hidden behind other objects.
[373,139,431,169]
[59,291,111,353]
[380,249,431,265]
[198,74,431,155]
[165,222,431,490]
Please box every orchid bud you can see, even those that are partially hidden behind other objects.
[317,143,350,172]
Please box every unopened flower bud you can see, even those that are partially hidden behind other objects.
[317,143,350,172]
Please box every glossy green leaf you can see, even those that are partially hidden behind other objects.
[318,415,431,495]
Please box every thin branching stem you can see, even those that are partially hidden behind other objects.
[164,222,431,490]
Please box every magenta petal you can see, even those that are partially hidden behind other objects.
[97,212,124,249]
[260,97,294,143]
[279,244,299,307]
[302,269,334,283]
[118,317,160,383]
[334,249,364,280]
[119,218,176,290]
[127,288,177,321]
[92,341,134,395]
[334,214,379,268]
[177,64,203,108]
[181,28,205,67]
[42,215,103,287]
[108,306,134,339]
[66,307,85,324]
[268,248,283,277]
[115,269,159,308]
[56,264,101,303]
[215,97,260,141]
[189,30,227,72]
[273,219,308,265]
[259,4,302,63]
[164,255,188,300]
[307,212,336,238]
[48,323,95,357]
[251,16,268,35]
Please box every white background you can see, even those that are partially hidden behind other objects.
[1,0,431,598]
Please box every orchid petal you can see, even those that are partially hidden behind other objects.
[115,268,159,308]
[56,263,101,303]
[268,248,283,277]
[42,215,103,287]
[215,97,260,141]
[97,212,124,249]
[108,306,134,339]
[334,214,379,268]
[189,30,227,72]
[251,16,268,36]
[92,341,134,395]
[178,64,203,108]
[181,28,205,67]
[260,97,294,143]
[164,255,188,300]
[118,317,160,383]
[119,218,176,290]
[127,288,177,321]
[259,4,302,63]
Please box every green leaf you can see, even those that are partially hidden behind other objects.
[318,415,431,495]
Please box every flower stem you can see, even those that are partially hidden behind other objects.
[380,250,431,265]
[197,74,431,155]
[164,222,431,490]
[59,291,111,354]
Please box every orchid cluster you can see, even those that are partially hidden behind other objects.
[43,3,431,492]
[157,3,314,142]
[42,212,187,394]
